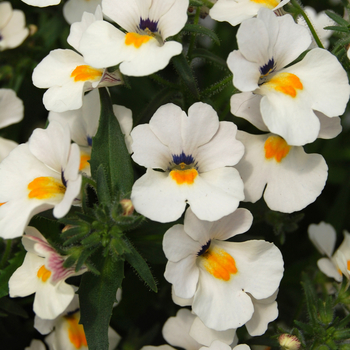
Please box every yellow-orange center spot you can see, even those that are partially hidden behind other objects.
[79,154,90,171]
[250,0,279,9]
[125,32,151,48]
[65,314,87,349]
[170,168,198,185]
[37,265,51,282]
[338,268,343,275]
[347,260,350,271]
[70,65,103,82]
[201,247,238,281]
[264,135,291,162]
[28,176,66,200]
[265,72,303,98]
[0,202,5,206]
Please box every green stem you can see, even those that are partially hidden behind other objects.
[187,7,201,61]
[200,0,215,8]
[202,74,233,98]
[149,74,178,89]
[0,240,12,269]
[291,0,324,49]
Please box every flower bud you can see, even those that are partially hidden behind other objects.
[120,199,134,216]
[278,334,301,350]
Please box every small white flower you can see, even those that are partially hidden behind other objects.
[0,2,29,50]
[131,102,244,223]
[9,227,86,319]
[163,208,284,331]
[63,0,102,25]
[210,0,290,26]
[79,0,189,76]
[0,121,82,239]
[21,0,61,8]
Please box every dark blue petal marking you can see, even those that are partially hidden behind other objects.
[260,58,275,76]
[87,135,93,147]
[172,151,195,165]
[61,169,67,188]
[66,308,80,316]
[197,240,211,256]
[139,17,159,33]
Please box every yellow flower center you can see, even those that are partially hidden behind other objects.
[200,246,238,281]
[250,0,279,9]
[37,265,52,282]
[65,314,88,349]
[170,162,198,185]
[347,260,350,271]
[125,32,152,48]
[264,72,303,98]
[70,65,103,82]
[79,154,91,171]
[264,135,291,162]
[28,176,66,200]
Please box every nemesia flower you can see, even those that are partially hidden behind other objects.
[0,2,29,50]
[9,227,87,319]
[130,102,245,223]
[201,342,251,350]
[34,294,121,350]
[278,334,301,350]
[308,222,344,282]
[0,121,82,239]
[235,130,328,213]
[0,88,24,161]
[32,48,122,112]
[228,8,350,146]
[79,0,189,76]
[48,89,133,175]
[63,0,102,25]
[163,207,284,331]
[297,6,334,49]
[209,0,290,26]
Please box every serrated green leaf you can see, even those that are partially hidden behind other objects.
[182,23,220,46]
[0,250,25,299]
[90,88,134,196]
[124,238,157,292]
[172,53,200,100]
[63,254,78,269]
[191,48,227,67]
[63,231,90,246]
[325,11,349,27]
[294,320,314,335]
[96,165,112,206]
[324,26,350,33]
[79,253,124,350]
[301,273,318,327]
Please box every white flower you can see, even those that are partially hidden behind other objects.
[235,130,328,213]
[201,342,251,350]
[32,48,122,112]
[308,222,344,282]
[297,6,334,49]
[130,102,244,223]
[25,339,46,350]
[79,0,188,76]
[163,207,284,331]
[63,0,102,25]
[0,2,29,50]
[227,8,350,146]
[209,0,290,26]
[0,121,82,239]
[48,89,133,175]
[9,227,86,319]
[21,0,60,8]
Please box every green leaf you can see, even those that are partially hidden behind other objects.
[0,297,28,318]
[324,26,350,33]
[79,253,124,350]
[90,88,134,196]
[124,238,157,292]
[325,11,349,27]
[0,250,25,299]
[172,53,200,100]
[96,165,112,206]
[182,23,220,46]
[76,246,100,272]
[301,273,318,327]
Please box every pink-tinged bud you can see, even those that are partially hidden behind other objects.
[278,334,301,350]
[62,224,74,233]
[120,199,134,216]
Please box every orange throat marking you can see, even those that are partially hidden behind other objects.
[70,65,103,82]
[28,176,66,200]
[79,154,91,171]
[250,0,279,9]
[264,135,291,162]
[65,313,88,349]
[125,32,152,48]
[37,265,51,282]
[200,246,238,281]
[170,168,198,185]
[265,72,303,98]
